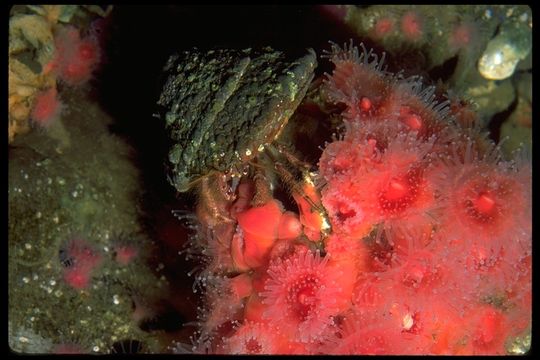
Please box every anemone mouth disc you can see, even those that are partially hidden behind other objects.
[475,192,496,215]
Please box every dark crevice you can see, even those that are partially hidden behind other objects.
[489,94,518,143]
[428,54,458,83]
[139,305,187,333]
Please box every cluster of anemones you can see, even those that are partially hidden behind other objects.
[184,42,531,355]
[316,42,531,354]
[185,177,347,354]
[30,25,101,128]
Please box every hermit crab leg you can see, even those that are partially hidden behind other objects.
[264,143,332,237]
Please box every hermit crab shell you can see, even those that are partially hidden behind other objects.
[157,47,317,192]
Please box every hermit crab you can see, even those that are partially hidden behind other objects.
[156,46,332,253]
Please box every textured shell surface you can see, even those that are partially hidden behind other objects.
[157,47,317,192]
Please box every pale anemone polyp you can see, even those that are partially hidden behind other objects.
[402,312,414,331]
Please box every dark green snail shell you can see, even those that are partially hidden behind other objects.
[157,47,317,192]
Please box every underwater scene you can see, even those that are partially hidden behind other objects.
[8,5,532,355]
